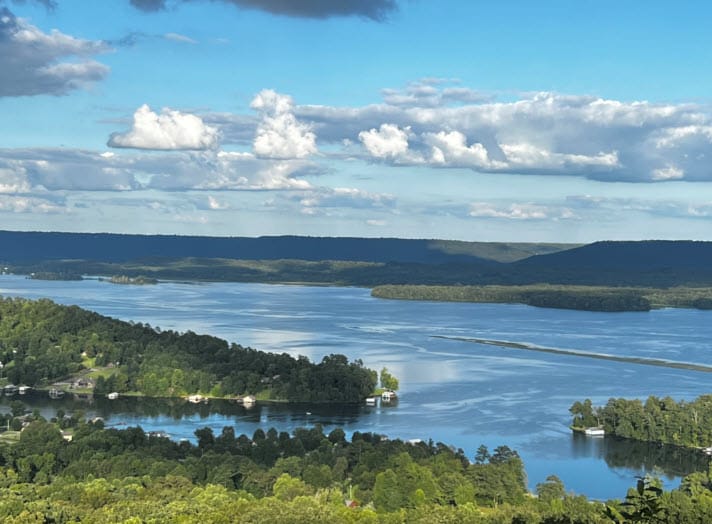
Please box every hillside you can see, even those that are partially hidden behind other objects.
[0,230,571,265]
[518,240,712,270]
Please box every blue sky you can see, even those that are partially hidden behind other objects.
[2,0,712,242]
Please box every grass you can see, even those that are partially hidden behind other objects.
[0,431,21,444]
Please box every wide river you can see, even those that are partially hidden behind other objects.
[1,275,710,500]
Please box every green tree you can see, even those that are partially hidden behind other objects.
[379,367,399,391]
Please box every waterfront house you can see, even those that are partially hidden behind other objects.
[584,427,605,437]
[381,390,397,402]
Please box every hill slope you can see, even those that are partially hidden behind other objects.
[0,230,572,265]
[518,240,712,270]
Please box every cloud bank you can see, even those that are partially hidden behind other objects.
[290,83,712,183]
[0,6,109,97]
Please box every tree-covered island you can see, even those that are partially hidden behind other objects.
[0,296,376,402]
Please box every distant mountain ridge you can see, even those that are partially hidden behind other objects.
[518,240,712,270]
[0,230,572,265]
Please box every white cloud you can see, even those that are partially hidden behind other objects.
[164,32,197,44]
[0,7,109,97]
[290,186,395,216]
[108,105,219,150]
[652,165,684,181]
[0,161,31,193]
[289,84,712,182]
[0,148,315,193]
[0,195,65,214]
[251,89,317,159]
[468,202,576,220]
[358,124,410,159]
[424,130,499,168]
[207,195,228,209]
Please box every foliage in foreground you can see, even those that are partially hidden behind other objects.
[2,418,712,522]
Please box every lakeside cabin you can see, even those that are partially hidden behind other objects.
[381,390,397,403]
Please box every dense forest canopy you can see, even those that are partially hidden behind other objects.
[0,296,376,402]
[0,417,711,522]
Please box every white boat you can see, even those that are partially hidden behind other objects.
[18,386,31,394]
[365,397,376,405]
[107,392,119,400]
[4,384,18,395]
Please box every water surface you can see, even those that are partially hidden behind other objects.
[1,275,710,499]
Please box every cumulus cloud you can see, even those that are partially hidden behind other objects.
[251,90,317,159]
[129,0,398,20]
[0,6,110,97]
[359,124,410,159]
[108,105,220,150]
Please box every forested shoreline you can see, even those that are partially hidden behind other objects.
[571,394,712,449]
[372,284,712,312]
[0,297,376,403]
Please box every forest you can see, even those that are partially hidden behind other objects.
[570,394,712,448]
[0,415,711,522]
[0,297,376,402]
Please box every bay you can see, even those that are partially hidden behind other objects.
[1,275,710,500]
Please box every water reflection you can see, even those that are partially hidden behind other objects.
[571,433,708,480]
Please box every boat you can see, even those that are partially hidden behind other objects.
[107,392,119,400]
[18,386,31,394]
[187,394,204,404]
[3,384,18,395]
[365,397,376,405]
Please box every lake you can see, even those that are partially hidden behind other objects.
[1,275,710,500]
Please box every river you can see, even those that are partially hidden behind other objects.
[1,275,710,500]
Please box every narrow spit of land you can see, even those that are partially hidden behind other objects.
[433,335,712,373]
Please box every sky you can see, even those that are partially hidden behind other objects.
[3,0,712,242]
